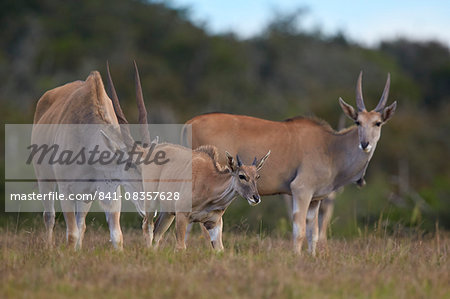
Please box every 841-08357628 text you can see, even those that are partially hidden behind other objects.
[10,191,181,202]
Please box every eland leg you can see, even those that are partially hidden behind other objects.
[102,194,123,250]
[60,199,79,250]
[204,217,224,251]
[200,223,212,248]
[306,200,321,256]
[75,201,93,250]
[104,211,123,250]
[142,213,154,248]
[153,212,175,248]
[185,223,193,243]
[175,213,188,250]
[40,181,56,247]
[318,193,335,243]
[291,180,312,254]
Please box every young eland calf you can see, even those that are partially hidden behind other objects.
[142,145,270,251]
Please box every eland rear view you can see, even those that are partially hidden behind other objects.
[32,62,151,250]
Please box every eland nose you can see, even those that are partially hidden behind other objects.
[360,141,369,150]
[253,194,260,203]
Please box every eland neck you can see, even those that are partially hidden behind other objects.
[207,174,237,211]
[330,127,375,189]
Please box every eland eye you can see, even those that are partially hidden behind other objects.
[238,174,247,181]
[355,121,361,126]
[375,122,382,127]
[256,174,261,180]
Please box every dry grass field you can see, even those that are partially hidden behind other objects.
[1,221,449,299]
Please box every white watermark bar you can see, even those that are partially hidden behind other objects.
[5,124,192,213]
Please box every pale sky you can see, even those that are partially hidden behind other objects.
[160,0,450,47]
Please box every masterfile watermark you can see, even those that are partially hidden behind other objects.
[10,191,181,202]
[5,124,192,213]
[27,142,169,170]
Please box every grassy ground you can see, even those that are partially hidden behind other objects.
[1,222,449,299]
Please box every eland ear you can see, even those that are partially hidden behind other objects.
[256,150,271,171]
[339,97,358,121]
[100,129,123,152]
[382,101,397,123]
[236,154,243,167]
[225,151,237,172]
